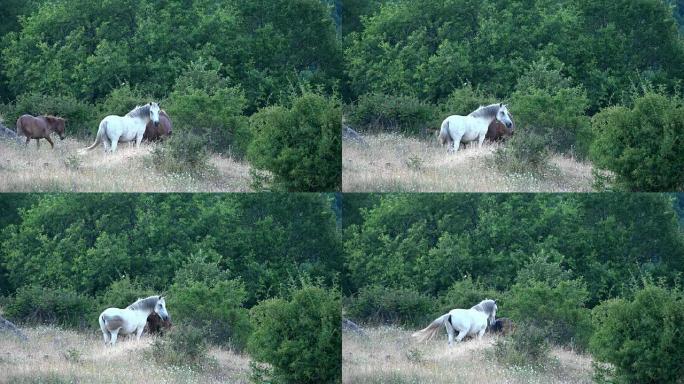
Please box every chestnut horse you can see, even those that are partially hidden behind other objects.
[489,317,515,335]
[16,115,66,148]
[145,312,172,335]
[143,110,172,141]
[485,111,515,141]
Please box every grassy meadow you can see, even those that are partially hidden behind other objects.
[0,326,252,384]
[0,137,252,192]
[342,134,594,192]
[343,326,594,384]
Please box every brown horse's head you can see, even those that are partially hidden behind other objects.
[486,112,515,141]
[145,311,172,335]
[45,116,66,140]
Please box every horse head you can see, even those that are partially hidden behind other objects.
[496,104,513,130]
[148,102,160,127]
[46,116,66,140]
[155,296,170,322]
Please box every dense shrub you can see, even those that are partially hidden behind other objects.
[98,276,156,310]
[509,60,591,157]
[247,92,341,191]
[345,285,433,327]
[491,131,551,175]
[4,285,96,328]
[491,322,552,369]
[438,85,497,117]
[590,285,684,383]
[167,256,251,350]
[148,324,212,369]
[248,283,341,384]
[149,132,212,177]
[0,92,97,138]
[98,84,152,118]
[165,60,250,157]
[590,92,684,191]
[438,277,500,315]
[506,278,592,350]
[347,93,435,135]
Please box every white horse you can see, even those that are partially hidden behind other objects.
[412,299,498,346]
[438,103,513,153]
[86,102,161,152]
[99,295,169,346]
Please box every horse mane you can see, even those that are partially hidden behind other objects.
[468,104,501,119]
[126,295,160,311]
[471,299,496,314]
[125,104,153,119]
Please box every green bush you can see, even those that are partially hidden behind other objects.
[149,132,213,176]
[345,285,433,327]
[167,257,251,350]
[247,92,341,191]
[347,92,435,135]
[590,92,684,191]
[438,85,497,117]
[506,278,592,350]
[0,92,97,138]
[491,131,551,175]
[165,60,250,158]
[248,283,341,384]
[98,84,151,118]
[590,285,684,383]
[491,322,553,369]
[148,324,213,369]
[438,277,500,315]
[4,285,96,328]
[510,60,591,157]
[98,276,156,310]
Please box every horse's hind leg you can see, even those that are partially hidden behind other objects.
[445,320,456,347]
[101,329,111,345]
[455,329,468,342]
[109,329,120,346]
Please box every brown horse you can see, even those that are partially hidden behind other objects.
[489,317,515,335]
[485,112,515,141]
[144,312,172,335]
[16,115,66,148]
[143,110,172,141]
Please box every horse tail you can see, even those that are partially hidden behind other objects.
[86,120,106,150]
[438,119,450,146]
[412,313,450,343]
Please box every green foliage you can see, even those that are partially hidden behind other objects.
[1,0,341,110]
[97,84,150,119]
[149,132,212,177]
[247,92,341,191]
[148,324,213,369]
[590,92,684,191]
[438,278,500,315]
[164,60,250,157]
[345,285,433,327]
[492,323,552,369]
[438,85,497,117]
[345,0,684,111]
[0,92,97,138]
[98,276,156,310]
[590,285,684,383]
[347,92,435,134]
[4,285,95,328]
[343,194,684,305]
[168,255,251,350]
[491,132,551,175]
[248,283,341,384]
[509,60,591,157]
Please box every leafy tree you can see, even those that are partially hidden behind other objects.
[248,92,341,191]
[248,282,341,384]
[590,92,684,191]
[591,285,684,383]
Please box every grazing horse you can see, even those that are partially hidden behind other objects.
[86,102,160,152]
[145,312,172,335]
[489,317,515,335]
[99,295,169,346]
[438,103,513,153]
[143,110,172,141]
[412,299,498,346]
[16,115,66,149]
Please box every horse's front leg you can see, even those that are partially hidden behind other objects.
[135,326,145,341]
[45,135,55,149]
[135,134,143,149]
[477,133,486,148]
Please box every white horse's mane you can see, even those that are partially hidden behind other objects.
[126,295,160,311]
[125,104,154,119]
[469,104,501,118]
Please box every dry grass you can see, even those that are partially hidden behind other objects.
[343,326,594,384]
[0,326,252,384]
[0,138,253,192]
[342,134,595,192]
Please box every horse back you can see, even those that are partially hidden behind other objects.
[16,115,48,137]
